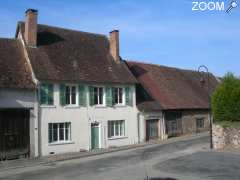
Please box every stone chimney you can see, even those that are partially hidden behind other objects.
[25,9,38,47]
[109,30,120,63]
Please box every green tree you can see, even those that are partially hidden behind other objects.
[212,72,240,122]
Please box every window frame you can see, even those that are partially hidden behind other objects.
[196,118,205,129]
[113,87,125,105]
[65,84,78,106]
[93,86,105,106]
[48,122,72,144]
[108,120,125,139]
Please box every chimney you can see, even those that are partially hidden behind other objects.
[109,30,120,63]
[25,9,38,47]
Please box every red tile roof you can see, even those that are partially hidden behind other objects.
[127,61,219,111]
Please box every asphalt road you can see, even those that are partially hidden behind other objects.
[0,135,239,180]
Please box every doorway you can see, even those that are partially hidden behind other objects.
[146,119,159,141]
[91,123,100,149]
[0,109,30,160]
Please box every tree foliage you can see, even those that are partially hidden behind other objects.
[212,72,240,122]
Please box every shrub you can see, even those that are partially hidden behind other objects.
[212,72,240,122]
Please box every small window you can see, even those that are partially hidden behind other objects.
[48,122,71,143]
[65,85,77,105]
[93,87,103,105]
[114,87,123,105]
[108,120,125,138]
[196,118,204,128]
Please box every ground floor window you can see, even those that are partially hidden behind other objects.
[108,120,125,138]
[48,122,71,143]
[196,118,205,128]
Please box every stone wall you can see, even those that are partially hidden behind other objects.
[182,110,210,135]
[213,124,240,149]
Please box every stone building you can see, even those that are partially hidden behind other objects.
[126,61,219,142]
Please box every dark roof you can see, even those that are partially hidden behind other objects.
[17,22,137,84]
[0,38,35,90]
[126,61,219,111]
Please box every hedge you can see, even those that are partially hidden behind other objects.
[212,72,240,122]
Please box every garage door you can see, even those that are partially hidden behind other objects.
[0,109,30,160]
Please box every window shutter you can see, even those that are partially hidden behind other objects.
[89,86,94,106]
[59,84,66,106]
[40,84,47,105]
[78,85,86,107]
[125,86,133,106]
[48,84,54,105]
[106,86,113,107]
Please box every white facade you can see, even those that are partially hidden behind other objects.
[0,88,39,157]
[39,84,139,156]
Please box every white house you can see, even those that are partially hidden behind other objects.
[12,9,138,157]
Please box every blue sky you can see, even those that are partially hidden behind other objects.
[0,0,239,76]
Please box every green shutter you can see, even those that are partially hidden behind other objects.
[89,86,94,106]
[40,84,47,105]
[48,84,54,105]
[78,85,86,107]
[125,86,133,106]
[60,84,66,106]
[106,86,113,107]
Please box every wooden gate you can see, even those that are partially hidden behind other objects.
[0,109,30,160]
[165,111,183,137]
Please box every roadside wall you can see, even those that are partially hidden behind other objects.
[213,124,240,149]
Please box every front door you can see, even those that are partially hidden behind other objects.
[91,123,100,149]
[146,119,159,141]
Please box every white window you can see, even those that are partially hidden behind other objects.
[48,122,71,143]
[108,120,125,138]
[94,87,103,105]
[66,85,77,105]
[114,87,123,105]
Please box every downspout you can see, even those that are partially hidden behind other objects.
[137,112,141,144]
[36,83,42,157]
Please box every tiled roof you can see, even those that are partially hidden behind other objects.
[0,38,35,89]
[127,61,219,111]
[17,22,137,84]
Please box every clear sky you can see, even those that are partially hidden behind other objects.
[0,0,239,77]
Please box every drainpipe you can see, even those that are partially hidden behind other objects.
[137,112,141,144]
[36,83,42,157]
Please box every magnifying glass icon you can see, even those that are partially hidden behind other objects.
[226,0,238,13]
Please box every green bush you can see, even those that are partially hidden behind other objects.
[212,72,240,122]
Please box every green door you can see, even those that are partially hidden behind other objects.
[91,124,99,149]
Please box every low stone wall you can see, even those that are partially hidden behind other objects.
[213,124,240,149]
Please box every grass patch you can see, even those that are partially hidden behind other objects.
[215,121,240,128]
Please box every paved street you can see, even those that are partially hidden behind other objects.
[0,135,240,180]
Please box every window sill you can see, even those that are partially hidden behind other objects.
[48,141,74,146]
[93,105,106,109]
[40,105,56,108]
[113,104,126,108]
[108,136,128,140]
[64,105,80,109]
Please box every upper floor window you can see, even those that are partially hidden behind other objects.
[65,85,77,105]
[93,87,103,105]
[40,83,54,105]
[114,87,123,105]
